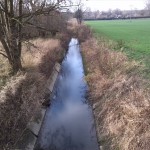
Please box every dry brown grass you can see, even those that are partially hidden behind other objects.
[67,20,92,43]
[67,18,79,27]
[81,37,150,150]
[0,43,11,89]
[0,38,65,149]
[22,38,60,70]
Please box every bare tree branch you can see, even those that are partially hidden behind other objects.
[26,21,58,32]
[0,1,5,10]
[0,0,74,72]
[0,51,8,58]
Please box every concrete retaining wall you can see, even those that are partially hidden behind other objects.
[16,63,61,150]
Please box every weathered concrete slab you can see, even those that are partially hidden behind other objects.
[55,63,61,72]
[28,62,61,136]
[49,70,58,92]
[17,62,61,150]
[14,63,61,150]
[27,108,46,136]
[46,63,60,93]
[15,129,37,150]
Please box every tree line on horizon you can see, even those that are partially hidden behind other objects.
[83,9,150,20]
[82,0,150,20]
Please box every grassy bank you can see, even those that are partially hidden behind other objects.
[81,26,150,149]
[86,19,150,77]
[0,37,66,149]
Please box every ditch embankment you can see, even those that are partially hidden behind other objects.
[0,22,91,149]
[0,35,70,149]
[80,26,150,150]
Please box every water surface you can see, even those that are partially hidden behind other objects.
[35,39,99,150]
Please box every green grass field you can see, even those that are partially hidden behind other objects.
[86,19,150,77]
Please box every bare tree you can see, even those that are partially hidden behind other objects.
[113,9,122,18]
[75,8,83,24]
[0,0,71,73]
[93,10,100,19]
[74,0,84,24]
[146,0,150,15]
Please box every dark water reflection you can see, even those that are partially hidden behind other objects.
[35,39,99,150]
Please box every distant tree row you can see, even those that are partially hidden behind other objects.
[84,8,150,20]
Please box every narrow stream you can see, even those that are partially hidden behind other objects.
[35,39,99,150]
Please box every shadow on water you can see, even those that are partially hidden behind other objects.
[34,38,99,150]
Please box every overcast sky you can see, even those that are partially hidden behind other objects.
[83,0,146,11]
